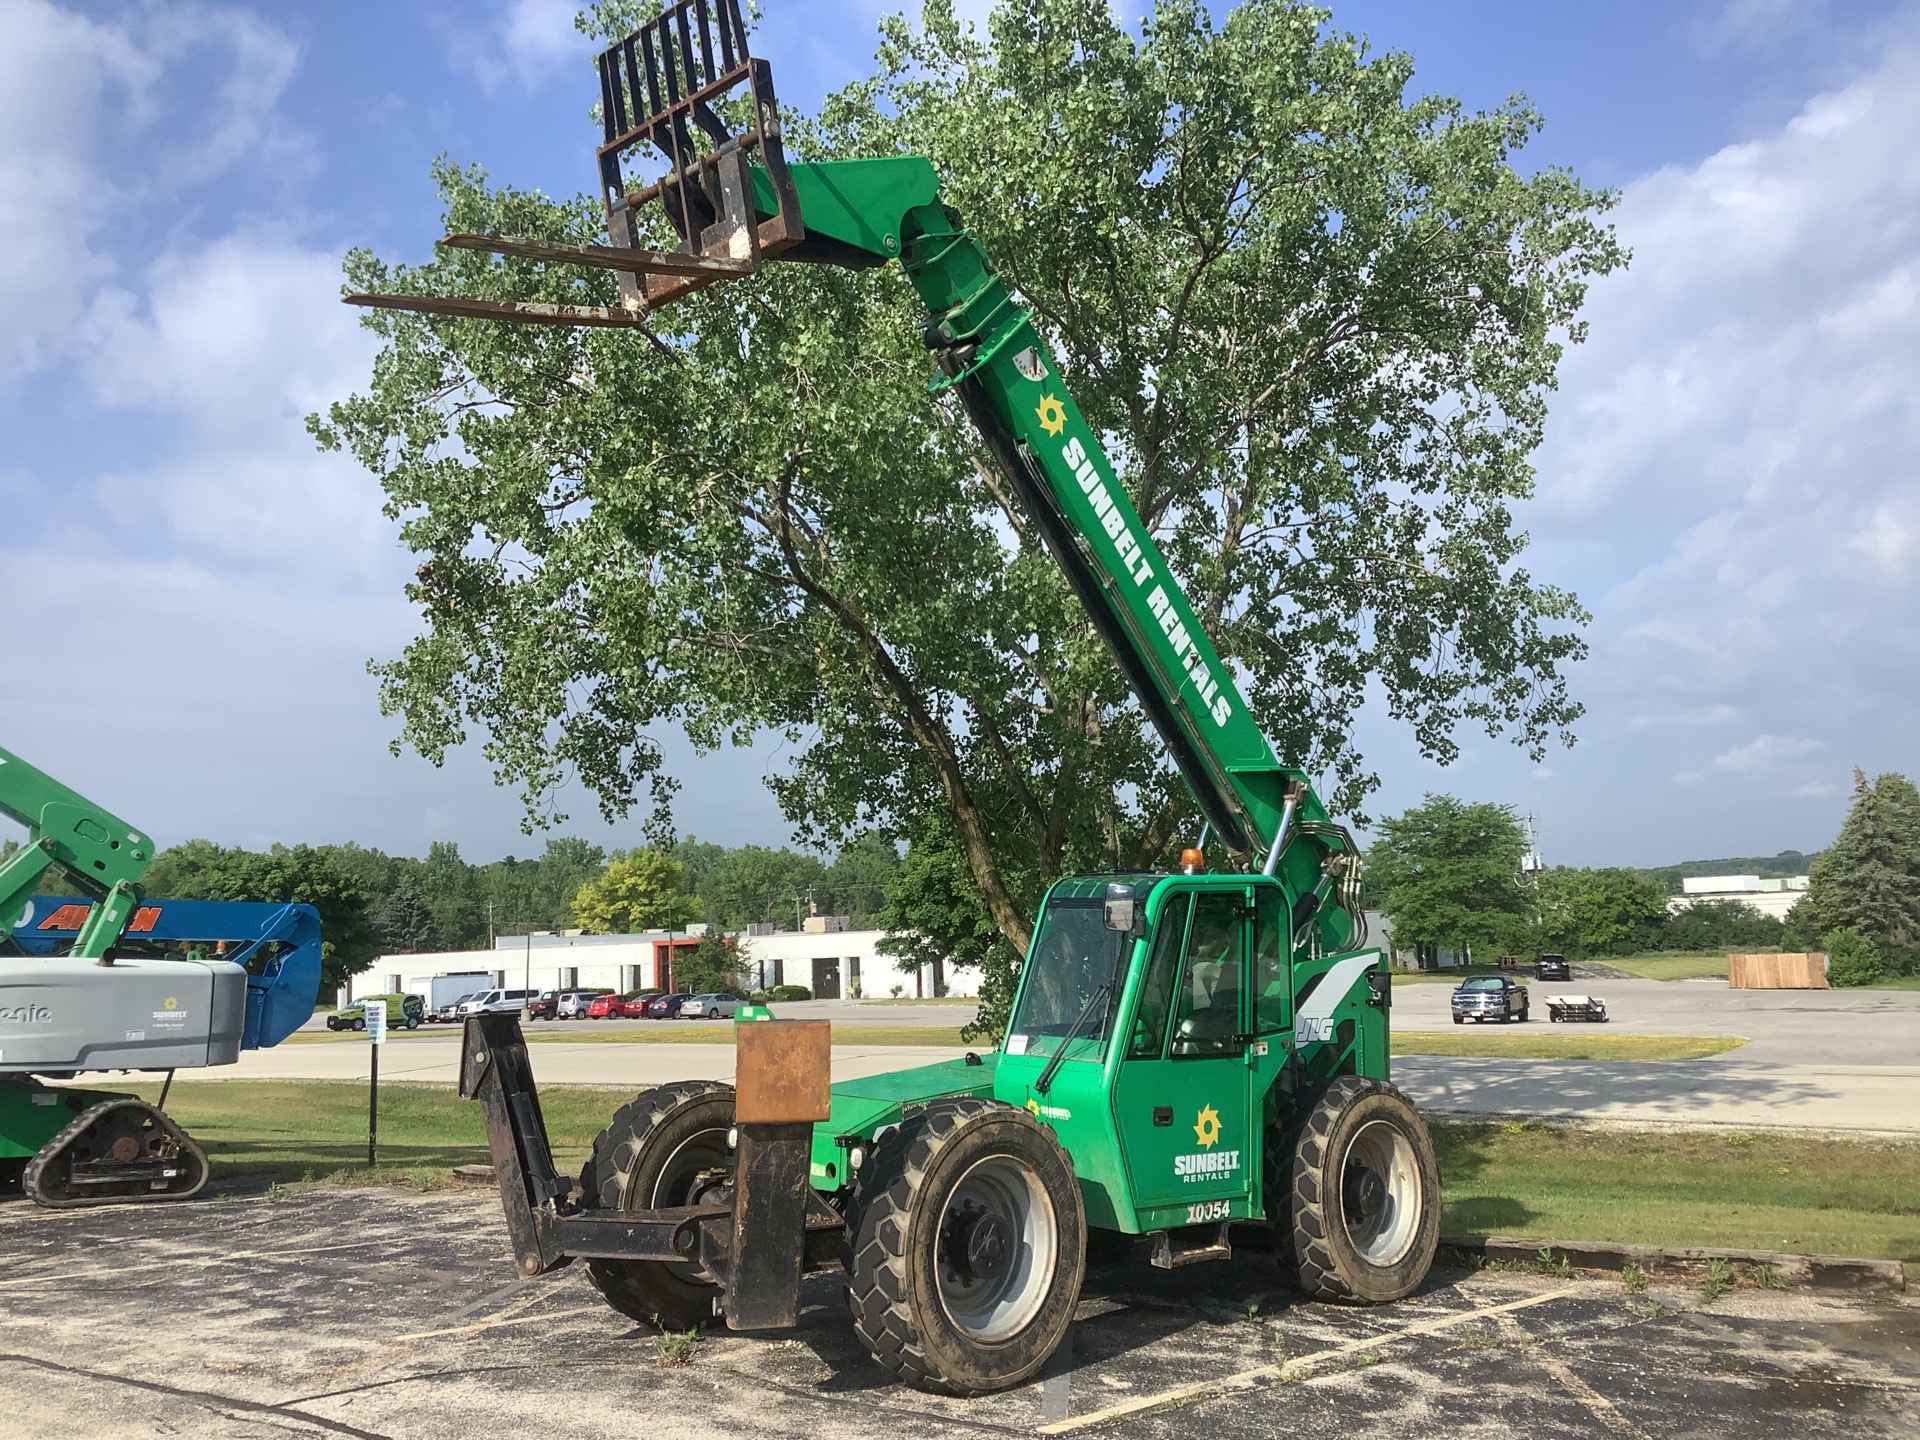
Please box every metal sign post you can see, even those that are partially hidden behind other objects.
[366,1001,387,1167]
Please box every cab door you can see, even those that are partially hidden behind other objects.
[1110,886,1255,1226]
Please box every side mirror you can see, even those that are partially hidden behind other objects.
[1103,882,1137,934]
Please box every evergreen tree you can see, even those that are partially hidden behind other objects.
[1794,770,1920,952]
[371,878,441,955]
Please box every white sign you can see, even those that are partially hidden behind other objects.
[365,1003,387,1044]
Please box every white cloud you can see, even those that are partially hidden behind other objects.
[1711,734,1824,773]
[0,3,305,385]
[1793,780,1840,798]
[451,0,589,93]
[1533,40,1920,808]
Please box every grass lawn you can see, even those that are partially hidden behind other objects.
[285,1025,973,1047]
[1435,1120,1920,1277]
[1603,952,1730,981]
[74,1081,1920,1275]
[1394,1033,1746,1062]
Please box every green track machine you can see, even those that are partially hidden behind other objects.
[350,0,1438,1394]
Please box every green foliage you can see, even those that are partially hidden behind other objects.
[671,934,746,995]
[876,824,1020,1038]
[572,849,701,934]
[143,840,378,993]
[674,839,825,930]
[370,877,440,955]
[1367,796,1533,962]
[1822,926,1884,988]
[1795,770,1920,952]
[766,984,813,1002]
[1535,866,1669,956]
[314,0,1617,972]
[1662,898,1782,953]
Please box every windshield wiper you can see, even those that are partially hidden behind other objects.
[1034,982,1111,1096]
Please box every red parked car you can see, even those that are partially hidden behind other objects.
[587,991,657,1018]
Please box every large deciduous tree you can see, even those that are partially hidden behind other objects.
[572,849,701,934]
[1366,795,1532,964]
[143,841,379,994]
[313,0,1618,1000]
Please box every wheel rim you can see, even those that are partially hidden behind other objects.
[635,1121,732,1285]
[935,1154,1058,1343]
[1339,1119,1421,1268]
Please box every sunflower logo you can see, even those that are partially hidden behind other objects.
[1193,1104,1222,1148]
[1035,393,1067,436]
[1026,1098,1042,1119]
[163,996,178,1010]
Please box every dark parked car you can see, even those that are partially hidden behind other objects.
[645,992,693,1019]
[1451,974,1529,1024]
[1535,954,1571,982]
[526,991,561,1021]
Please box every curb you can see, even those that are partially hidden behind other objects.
[1441,1233,1905,1292]
[451,1163,496,1186]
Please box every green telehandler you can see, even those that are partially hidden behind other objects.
[349,0,1439,1395]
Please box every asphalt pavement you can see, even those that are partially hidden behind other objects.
[1,1185,1912,1440]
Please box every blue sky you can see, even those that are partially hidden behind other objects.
[2,0,1916,868]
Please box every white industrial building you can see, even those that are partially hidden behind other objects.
[343,917,978,1007]
[1667,875,1810,921]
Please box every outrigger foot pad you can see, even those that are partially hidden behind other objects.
[22,1098,209,1208]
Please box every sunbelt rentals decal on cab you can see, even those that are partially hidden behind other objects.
[1174,1103,1240,1183]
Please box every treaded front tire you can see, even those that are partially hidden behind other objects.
[849,1098,1084,1395]
[578,1080,735,1330]
[1289,1076,1439,1304]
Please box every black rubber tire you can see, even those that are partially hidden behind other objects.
[405,1016,420,1030]
[1289,1076,1440,1305]
[849,1098,1084,1396]
[1261,1118,1303,1288]
[1452,1015,1463,1025]
[1515,1004,1528,1023]
[578,1080,735,1330]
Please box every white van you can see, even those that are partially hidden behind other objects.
[457,988,535,1017]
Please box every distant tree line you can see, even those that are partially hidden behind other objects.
[119,832,899,992]
[1367,779,1920,986]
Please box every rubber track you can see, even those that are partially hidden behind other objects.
[1290,1074,1393,1302]
[847,1096,1002,1396]
[22,1098,208,1209]
[578,1079,733,1325]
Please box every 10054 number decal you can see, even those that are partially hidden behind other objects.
[1185,1199,1231,1224]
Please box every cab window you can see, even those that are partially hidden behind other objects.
[1170,891,1245,1056]
[1253,886,1289,1034]
[1127,892,1190,1059]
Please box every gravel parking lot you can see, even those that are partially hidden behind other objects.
[1,1184,1912,1439]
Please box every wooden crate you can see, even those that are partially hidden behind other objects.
[1727,952,1829,989]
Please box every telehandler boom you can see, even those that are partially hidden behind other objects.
[351,0,1439,1394]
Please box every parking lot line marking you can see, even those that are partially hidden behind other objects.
[1472,1295,1652,1440]
[391,1297,606,1343]
[1035,1283,1586,1434]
